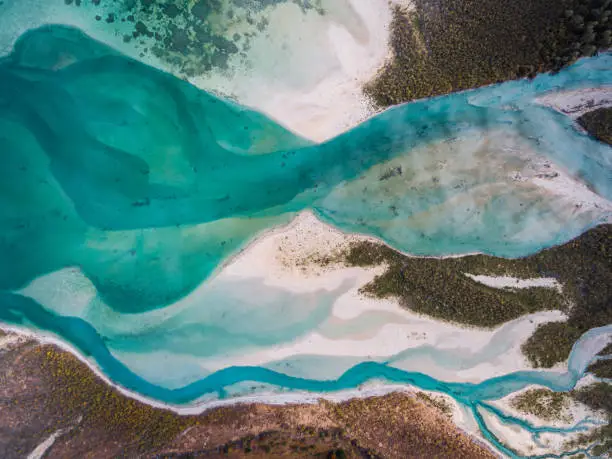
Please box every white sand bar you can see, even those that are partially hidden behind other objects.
[18,211,569,389]
[464,274,563,293]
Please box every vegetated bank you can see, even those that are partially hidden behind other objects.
[341,224,611,368]
[365,0,612,107]
[0,337,495,459]
[509,385,612,456]
[340,226,611,455]
[566,383,612,456]
[59,0,325,77]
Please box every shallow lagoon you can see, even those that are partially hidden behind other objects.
[0,25,611,458]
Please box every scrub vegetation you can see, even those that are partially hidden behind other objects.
[507,384,612,455]
[567,383,612,456]
[587,359,612,379]
[340,224,612,368]
[599,343,612,356]
[38,346,199,452]
[175,428,382,458]
[510,388,573,423]
[62,0,325,77]
[416,392,454,417]
[365,0,612,107]
[578,107,612,145]
[344,239,566,327]
[340,224,612,456]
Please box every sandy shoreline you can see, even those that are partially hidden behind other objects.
[1,323,399,415]
[7,204,609,457]
[0,10,610,455]
[189,0,415,143]
[0,0,410,143]
[212,209,482,283]
[3,209,579,400]
[0,323,504,458]
[14,206,602,386]
[536,87,612,119]
[0,208,575,459]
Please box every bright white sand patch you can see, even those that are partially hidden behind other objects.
[192,0,413,141]
[464,274,562,293]
[477,406,551,457]
[16,201,588,390]
[186,211,569,382]
[529,161,612,211]
[3,207,607,458]
[0,0,409,142]
[17,210,569,388]
[537,87,612,118]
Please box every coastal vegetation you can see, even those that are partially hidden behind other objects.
[0,339,494,458]
[506,383,612,455]
[38,346,199,452]
[578,107,612,145]
[365,0,612,107]
[324,393,494,458]
[599,343,612,355]
[340,226,612,455]
[587,359,612,379]
[5,2,611,457]
[341,224,612,368]
[342,241,566,328]
[567,383,612,456]
[510,388,573,423]
[416,392,454,417]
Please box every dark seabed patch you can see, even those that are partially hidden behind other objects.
[61,0,325,77]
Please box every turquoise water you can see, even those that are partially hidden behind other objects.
[1,25,612,457]
[1,26,611,315]
[2,288,612,458]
